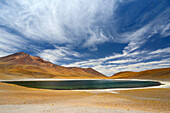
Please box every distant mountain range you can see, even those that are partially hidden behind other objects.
[0,52,169,80]
[111,68,170,81]
[0,52,106,79]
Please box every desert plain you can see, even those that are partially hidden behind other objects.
[0,79,170,113]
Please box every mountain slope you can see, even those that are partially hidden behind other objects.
[110,68,170,80]
[0,52,106,79]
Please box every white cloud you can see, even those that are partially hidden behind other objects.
[92,59,170,76]
[0,29,27,54]
[0,0,169,54]
[38,46,82,63]
[161,23,170,37]
[0,0,169,76]
[108,59,137,64]
[149,47,170,54]
[64,47,170,76]
[0,51,13,57]
[120,8,170,53]
[0,0,121,49]
[82,29,109,51]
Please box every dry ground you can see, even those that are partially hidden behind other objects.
[0,82,170,113]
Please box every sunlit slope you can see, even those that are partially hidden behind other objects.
[0,52,106,79]
[111,68,170,80]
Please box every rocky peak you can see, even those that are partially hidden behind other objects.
[0,52,53,66]
[13,52,28,56]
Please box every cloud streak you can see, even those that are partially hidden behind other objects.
[64,47,170,76]
[0,0,169,76]
[0,0,120,48]
[38,46,83,63]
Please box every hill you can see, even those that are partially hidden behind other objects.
[0,52,106,79]
[110,68,170,81]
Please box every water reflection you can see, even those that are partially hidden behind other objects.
[3,80,161,90]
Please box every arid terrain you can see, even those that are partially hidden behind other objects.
[0,53,170,113]
[111,68,170,81]
[0,81,169,113]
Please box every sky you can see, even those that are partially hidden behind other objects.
[0,0,170,76]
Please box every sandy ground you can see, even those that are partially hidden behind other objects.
[0,81,170,113]
[0,104,154,113]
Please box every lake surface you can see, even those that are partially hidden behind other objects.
[3,80,161,90]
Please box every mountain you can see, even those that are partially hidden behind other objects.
[110,68,170,80]
[0,52,106,79]
[0,52,54,66]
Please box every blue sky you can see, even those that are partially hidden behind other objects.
[0,0,170,76]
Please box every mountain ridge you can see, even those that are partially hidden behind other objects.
[110,68,170,80]
[0,52,106,79]
[0,52,169,80]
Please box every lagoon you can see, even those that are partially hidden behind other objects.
[3,79,161,90]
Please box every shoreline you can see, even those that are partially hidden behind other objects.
[0,79,169,113]
[0,78,169,93]
[0,78,166,81]
[74,80,170,94]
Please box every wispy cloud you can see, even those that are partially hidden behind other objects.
[0,28,27,56]
[64,47,170,76]
[1,0,169,53]
[149,47,170,54]
[0,0,169,76]
[0,0,125,57]
[108,59,137,64]
[0,0,121,49]
[38,46,83,63]
[121,8,170,53]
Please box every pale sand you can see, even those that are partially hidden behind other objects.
[0,104,154,113]
[0,80,170,113]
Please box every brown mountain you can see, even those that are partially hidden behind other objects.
[0,52,106,79]
[110,68,170,80]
